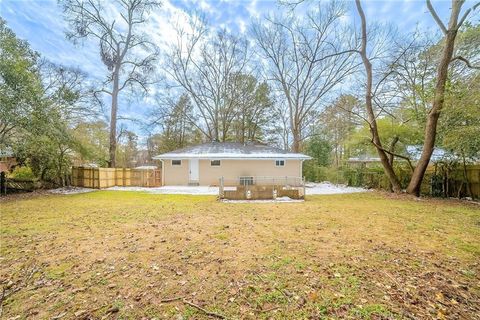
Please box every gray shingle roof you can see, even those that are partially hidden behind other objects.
[153,142,311,160]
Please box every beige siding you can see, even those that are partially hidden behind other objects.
[162,158,303,186]
[163,159,189,185]
[199,159,302,186]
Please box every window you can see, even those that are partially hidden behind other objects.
[171,160,182,166]
[275,159,285,167]
[240,176,254,186]
[211,160,221,167]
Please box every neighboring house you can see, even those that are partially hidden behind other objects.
[348,145,469,167]
[153,142,311,186]
[134,165,158,170]
[0,148,17,173]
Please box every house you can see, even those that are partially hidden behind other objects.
[348,145,468,167]
[153,142,311,186]
[0,148,17,173]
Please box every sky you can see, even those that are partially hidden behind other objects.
[1,0,478,142]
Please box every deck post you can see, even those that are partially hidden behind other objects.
[219,176,224,199]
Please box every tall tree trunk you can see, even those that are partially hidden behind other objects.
[406,0,463,196]
[355,0,402,193]
[292,128,301,152]
[109,69,120,168]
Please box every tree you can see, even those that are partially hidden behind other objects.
[406,0,479,195]
[230,74,273,143]
[320,95,361,167]
[61,0,160,167]
[166,19,249,142]
[72,120,109,166]
[149,94,199,153]
[116,129,138,167]
[354,0,403,192]
[252,1,357,152]
[305,135,331,167]
[0,18,42,146]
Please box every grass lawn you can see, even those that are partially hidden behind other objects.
[1,192,479,319]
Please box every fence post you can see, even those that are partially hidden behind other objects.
[0,172,5,195]
[303,176,306,199]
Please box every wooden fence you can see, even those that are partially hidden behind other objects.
[425,164,480,199]
[71,167,161,189]
[359,164,480,199]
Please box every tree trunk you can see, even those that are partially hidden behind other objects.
[355,0,402,193]
[406,1,462,196]
[388,136,399,192]
[461,153,472,198]
[109,69,120,168]
[292,129,301,152]
[388,136,399,166]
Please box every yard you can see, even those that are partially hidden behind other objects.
[1,192,479,319]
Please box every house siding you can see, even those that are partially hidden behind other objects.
[199,159,302,186]
[163,159,302,186]
[163,159,190,185]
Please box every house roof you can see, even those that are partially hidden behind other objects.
[405,145,456,162]
[348,145,469,164]
[135,165,158,170]
[0,147,14,158]
[153,142,312,160]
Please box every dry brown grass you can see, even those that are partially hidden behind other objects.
[1,191,479,319]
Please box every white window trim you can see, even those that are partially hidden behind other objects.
[275,159,286,167]
[210,160,221,167]
[171,159,182,166]
[239,176,254,185]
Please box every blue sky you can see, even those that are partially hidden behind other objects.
[1,0,478,141]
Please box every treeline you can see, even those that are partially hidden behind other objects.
[1,0,479,192]
[0,18,145,185]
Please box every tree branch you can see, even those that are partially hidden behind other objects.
[426,0,447,35]
[451,55,480,69]
[370,139,415,172]
[457,1,480,28]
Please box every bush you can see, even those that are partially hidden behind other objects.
[303,162,352,185]
[304,162,413,190]
[8,166,36,181]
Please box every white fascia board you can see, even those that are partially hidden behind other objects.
[153,153,312,160]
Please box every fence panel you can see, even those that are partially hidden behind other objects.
[71,167,161,189]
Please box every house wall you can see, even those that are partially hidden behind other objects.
[199,159,302,186]
[163,159,190,185]
[162,158,303,186]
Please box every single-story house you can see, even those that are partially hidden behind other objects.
[153,142,311,186]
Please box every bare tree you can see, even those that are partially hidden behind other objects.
[39,60,100,123]
[252,1,358,152]
[166,17,249,142]
[354,0,404,192]
[406,0,479,195]
[392,35,436,123]
[149,93,196,152]
[61,0,160,167]
[320,94,361,167]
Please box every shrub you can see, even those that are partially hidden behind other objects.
[8,166,36,181]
